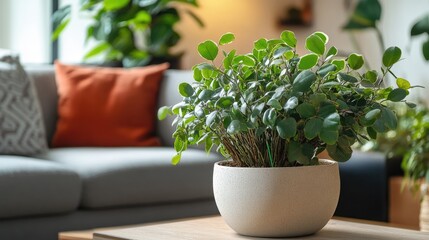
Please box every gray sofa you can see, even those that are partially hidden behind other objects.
[0,65,402,240]
[0,65,222,240]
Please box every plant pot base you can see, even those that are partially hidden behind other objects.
[213,159,340,237]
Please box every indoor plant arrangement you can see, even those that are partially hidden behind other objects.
[402,105,429,231]
[52,0,203,68]
[159,31,412,237]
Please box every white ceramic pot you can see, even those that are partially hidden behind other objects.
[213,159,340,237]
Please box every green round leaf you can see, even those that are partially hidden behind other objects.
[297,103,316,118]
[317,64,336,77]
[280,30,297,47]
[382,46,402,67]
[284,50,295,60]
[314,31,329,44]
[254,38,268,50]
[326,46,338,58]
[206,111,218,126]
[227,120,245,134]
[287,141,312,165]
[320,113,340,145]
[305,34,325,55]
[276,118,296,139]
[331,59,345,72]
[411,15,429,36]
[292,70,317,92]
[387,88,407,102]
[263,108,277,126]
[284,96,299,111]
[219,32,235,46]
[223,50,236,69]
[157,106,171,120]
[396,78,411,89]
[304,118,323,140]
[198,89,214,100]
[193,68,202,82]
[172,153,181,165]
[338,73,358,83]
[233,55,256,67]
[268,99,282,110]
[365,109,381,121]
[198,40,219,61]
[364,70,378,84]
[216,97,234,108]
[298,53,319,70]
[382,107,398,130]
[326,142,352,162]
[178,82,194,97]
[347,53,364,70]
[367,127,377,139]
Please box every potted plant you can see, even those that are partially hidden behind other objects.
[158,30,411,237]
[402,105,429,231]
[52,0,204,68]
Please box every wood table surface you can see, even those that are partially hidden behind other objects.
[59,215,429,240]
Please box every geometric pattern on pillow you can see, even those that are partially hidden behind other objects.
[0,52,48,155]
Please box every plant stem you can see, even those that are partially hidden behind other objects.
[266,140,274,167]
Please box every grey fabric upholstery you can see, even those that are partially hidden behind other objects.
[0,156,81,219]
[0,200,218,240]
[24,65,58,145]
[37,147,222,209]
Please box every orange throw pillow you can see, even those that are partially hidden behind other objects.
[52,61,169,147]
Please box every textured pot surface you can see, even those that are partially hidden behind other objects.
[213,159,340,237]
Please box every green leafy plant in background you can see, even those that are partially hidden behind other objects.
[52,0,204,68]
[402,105,429,194]
[158,30,413,167]
[411,14,429,61]
[344,0,429,195]
[344,0,429,62]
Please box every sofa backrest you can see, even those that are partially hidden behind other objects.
[25,65,58,144]
[25,65,192,147]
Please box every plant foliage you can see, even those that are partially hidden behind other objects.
[159,31,413,167]
[52,0,203,67]
[402,105,429,194]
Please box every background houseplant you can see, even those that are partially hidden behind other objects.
[159,30,411,236]
[52,0,204,68]
[344,0,429,230]
[402,105,429,231]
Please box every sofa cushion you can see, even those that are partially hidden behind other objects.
[0,156,81,219]
[52,61,169,147]
[0,52,48,155]
[156,70,193,147]
[39,147,222,209]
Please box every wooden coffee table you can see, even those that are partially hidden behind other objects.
[59,216,429,240]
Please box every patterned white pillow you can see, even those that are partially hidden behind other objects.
[0,52,48,155]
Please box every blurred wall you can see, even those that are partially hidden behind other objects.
[0,0,51,63]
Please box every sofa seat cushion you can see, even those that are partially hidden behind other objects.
[39,147,222,209]
[0,156,81,219]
